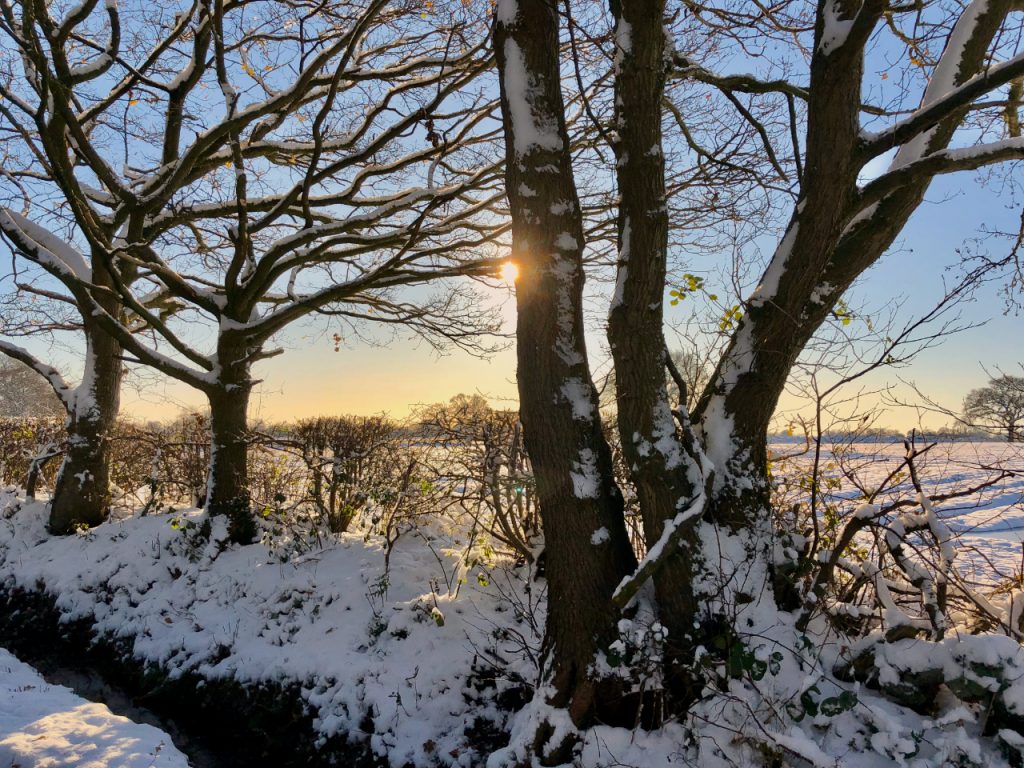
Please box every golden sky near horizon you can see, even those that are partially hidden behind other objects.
[115,294,1017,432]
[80,170,1024,432]
[119,341,521,424]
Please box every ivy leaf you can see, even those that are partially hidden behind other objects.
[819,691,858,717]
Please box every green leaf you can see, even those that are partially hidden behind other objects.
[800,685,820,717]
[749,658,768,681]
[819,691,858,717]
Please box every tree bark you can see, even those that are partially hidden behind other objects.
[48,328,122,534]
[692,3,880,529]
[205,331,255,544]
[605,0,704,703]
[495,0,637,741]
[48,258,124,535]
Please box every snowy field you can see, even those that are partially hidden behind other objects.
[770,440,1024,585]
[0,441,1020,767]
[0,647,188,767]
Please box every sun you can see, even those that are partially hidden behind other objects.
[500,261,519,284]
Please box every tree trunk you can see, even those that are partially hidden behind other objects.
[690,1,1014,611]
[495,0,637,744]
[48,326,122,534]
[206,332,255,544]
[694,0,1014,528]
[49,255,124,535]
[692,7,875,529]
[605,0,704,704]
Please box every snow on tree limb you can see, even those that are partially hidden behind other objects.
[0,340,73,410]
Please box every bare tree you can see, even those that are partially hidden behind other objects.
[689,0,1024,529]
[416,394,538,562]
[290,414,400,534]
[0,0,506,540]
[964,375,1024,442]
[495,0,1024,757]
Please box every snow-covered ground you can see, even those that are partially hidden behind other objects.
[0,441,1020,767]
[771,440,1024,584]
[0,647,189,767]
[0,488,532,767]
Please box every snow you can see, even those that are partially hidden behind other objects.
[0,341,72,409]
[495,0,518,25]
[650,398,685,471]
[500,40,563,158]
[609,217,630,312]
[928,135,1024,163]
[69,53,112,80]
[0,210,92,281]
[695,393,735,490]
[855,502,881,519]
[698,217,801,492]
[890,0,990,169]
[818,0,857,55]
[72,339,100,421]
[810,281,835,306]
[0,493,533,767]
[553,232,577,251]
[750,218,798,308]
[613,18,632,73]
[570,447,601,499]
[57,0,92,30]
[549,258,585,367]
[0,441,1021,766]
[0,648,189,768]
[561,377,594,421]
[771,440,1024,585]
[612,494,704,604]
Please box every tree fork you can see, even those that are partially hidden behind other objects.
[605,0,705,705]
[495,0,637,739]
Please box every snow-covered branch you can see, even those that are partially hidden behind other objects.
[0,340,73,410]
[856,136,1024,210]
[860,51,1024,160]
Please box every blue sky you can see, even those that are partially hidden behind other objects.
[5,2,1022,429]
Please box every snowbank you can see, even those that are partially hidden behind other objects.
[0,647,189,768]
[0,491,534,766]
